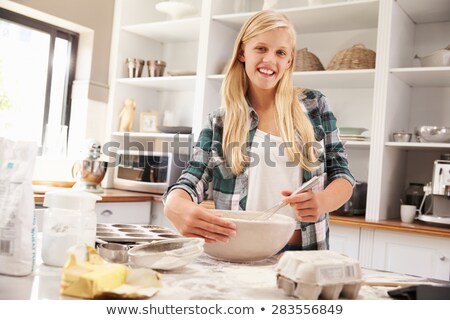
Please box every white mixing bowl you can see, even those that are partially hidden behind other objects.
[204,210,296,263]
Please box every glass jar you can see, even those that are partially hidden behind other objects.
[404,183,425,209]
[41,190,101,267]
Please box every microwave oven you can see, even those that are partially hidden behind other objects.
[113,150,189,194]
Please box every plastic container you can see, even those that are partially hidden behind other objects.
[404,183,425,209]
[41,190,102,267]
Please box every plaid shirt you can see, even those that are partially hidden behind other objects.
[165,89,355,250]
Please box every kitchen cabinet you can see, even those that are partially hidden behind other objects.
[371,229,450,281]
[96,201,151,224]
[329,224,361,260]
[106,0,450,224]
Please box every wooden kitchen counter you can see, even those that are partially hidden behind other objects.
[330,214,450,238]
[33,185,163,203]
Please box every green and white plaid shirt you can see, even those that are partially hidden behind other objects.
[165,89,355,250]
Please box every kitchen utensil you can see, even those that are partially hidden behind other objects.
[147,60,166,77]
[125,58,144,78]
[155,1,196,20]
[96,223,181,243]
[98,243,129,264]
[255,176,320,220]
[72,140,107,193]
[415,126,450,143]
[414,45,450,67]
[392,132,412,142]
[203,211,296,262]
[128,238,204,270]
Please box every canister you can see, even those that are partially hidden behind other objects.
[41,190,101,267]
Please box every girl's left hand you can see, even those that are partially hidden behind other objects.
[281,190,323,222]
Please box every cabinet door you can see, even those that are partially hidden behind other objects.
[329,224,360,261]
[372,230,450,281]
[95,201,151,224]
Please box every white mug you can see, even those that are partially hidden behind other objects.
[400,204,417,223]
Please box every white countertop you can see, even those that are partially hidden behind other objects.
[0,248,439,300]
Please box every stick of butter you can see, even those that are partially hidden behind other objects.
[61,246,129,299]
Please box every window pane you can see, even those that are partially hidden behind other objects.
[0,18,49,145]
[48,37,69,126]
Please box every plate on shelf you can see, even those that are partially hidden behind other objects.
[167,70,196,76]
[157,126,192,134]
[340,134,369,141]
[339,127,369,135]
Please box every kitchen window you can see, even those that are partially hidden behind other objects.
[0,8,78,155]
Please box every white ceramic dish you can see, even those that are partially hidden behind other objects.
[415,47,450,67]
[155,1,196,20]
[339,127,368,135]
[203,210,296,263]
[128,238,204,270]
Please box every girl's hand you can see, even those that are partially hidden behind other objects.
[281,178,353,222]
[281,190,323,222]
[164,190,236,243]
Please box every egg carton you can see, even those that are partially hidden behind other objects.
[276,250,362,300]
[96,223,182,243]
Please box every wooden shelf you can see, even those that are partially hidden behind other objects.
[213,0,379,33]
[116,76,196,91]
[390,67,450,87]
[209,69,375,89]
[122,17,201,42]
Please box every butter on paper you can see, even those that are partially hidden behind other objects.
[60,246,161,299]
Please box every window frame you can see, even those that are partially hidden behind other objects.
[0,7,78,146]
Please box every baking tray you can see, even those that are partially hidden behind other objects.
[96,223,182,243]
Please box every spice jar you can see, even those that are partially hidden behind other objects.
[41,190,101,267]
[404,183,425,209]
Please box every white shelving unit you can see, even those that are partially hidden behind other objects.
[107,0,450,220]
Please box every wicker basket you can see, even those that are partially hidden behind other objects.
[327,44,376,70]
[295,48,324,71]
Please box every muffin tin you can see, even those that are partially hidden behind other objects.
[96,223,182,243]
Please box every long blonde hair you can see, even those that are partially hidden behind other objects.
[222,10,318,175]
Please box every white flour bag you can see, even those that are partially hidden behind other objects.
[0,138,37,276]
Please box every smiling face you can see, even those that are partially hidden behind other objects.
[238,27,293,94]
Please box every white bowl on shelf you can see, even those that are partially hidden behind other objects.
[155,1,196,20]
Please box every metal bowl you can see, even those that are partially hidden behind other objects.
[98,243,129,264]
[392,132,412,142]
[415,126,450,143]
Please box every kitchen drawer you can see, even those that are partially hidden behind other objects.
[95,201,151,224]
